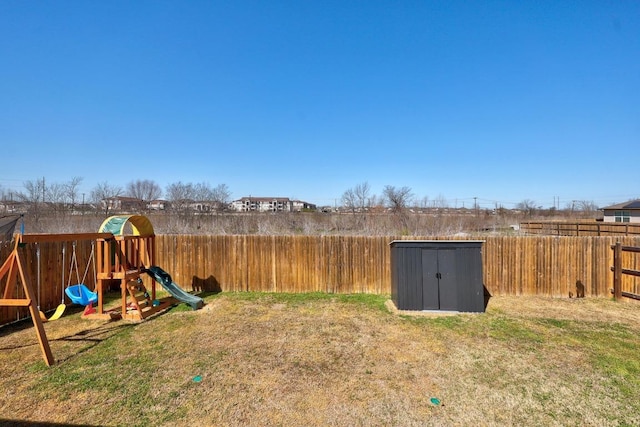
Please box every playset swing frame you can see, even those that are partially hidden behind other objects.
[0,235,55,366]
[0,216,175,366]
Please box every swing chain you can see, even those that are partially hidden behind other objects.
[67,241,95,287]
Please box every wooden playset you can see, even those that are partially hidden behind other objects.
[0,215,183,366]
[94,214,174,321]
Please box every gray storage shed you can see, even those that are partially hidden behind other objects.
[390,240,485,313]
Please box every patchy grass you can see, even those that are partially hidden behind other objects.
[1,295,639,426]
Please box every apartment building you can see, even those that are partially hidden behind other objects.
[230,197,316,212]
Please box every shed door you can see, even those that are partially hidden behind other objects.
[421,248,458,310]
[421,249,439,309]
[437,249,458,311]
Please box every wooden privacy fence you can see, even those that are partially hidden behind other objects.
[2,235,640,325]
[521,221,640,236]
[154,235,640,298]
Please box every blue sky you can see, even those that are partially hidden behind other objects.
[1,1,638,209]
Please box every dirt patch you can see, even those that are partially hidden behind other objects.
[385,298,473,317]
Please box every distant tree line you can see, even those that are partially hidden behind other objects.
[340,181,601,217]
[0,177,231,218]
[0,177,601,220]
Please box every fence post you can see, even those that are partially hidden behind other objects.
[613,242,622,300]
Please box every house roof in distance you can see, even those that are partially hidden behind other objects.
[602,200,640,210]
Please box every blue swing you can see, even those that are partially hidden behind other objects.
[65,284,98,306]
[64,242,98,307]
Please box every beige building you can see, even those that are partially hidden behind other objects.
[230,197,316,212]
[602,200,640,223]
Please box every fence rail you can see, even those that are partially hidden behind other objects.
[611,242,640,300]
[521,221,640,236]
[3,235,640,325]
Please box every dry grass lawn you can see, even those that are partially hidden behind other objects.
[1,293,639,427]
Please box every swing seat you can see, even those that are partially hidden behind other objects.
[65,284,98,306]
[39,304,66,323]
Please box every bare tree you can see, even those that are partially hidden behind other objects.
[341,188,357,213]
[341,182,372,213]
[166,182,190,201]
[574,200,599,215]
[354,182,372,210]
[126,179,162,211]
[418,195,430,209]
[165,181,231,213]
[191,182,232,212]
[45,182,66,214]
[432,194,449,209]
[126,179,162,202]
[91,181,123,216]
[516,199,538,217]
[211,184,231,211]
[166,181,196,212]
[19,178,44,203]
[368,194,381,208]
[17,178,45,218]
[65,176,83,210]
[193,182,214,201]
[382,185,413,213]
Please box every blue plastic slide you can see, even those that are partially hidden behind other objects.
[144,266,204,310]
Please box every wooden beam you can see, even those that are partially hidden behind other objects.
[621,268,640,278]
[0,242,55,366]
[0,298,31,307]
[14,251,54,366]
[1,252,17,299]
[612,242,622,300]
[0,251,17,281]
[20,233,113,244]
[621,291,640,301]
